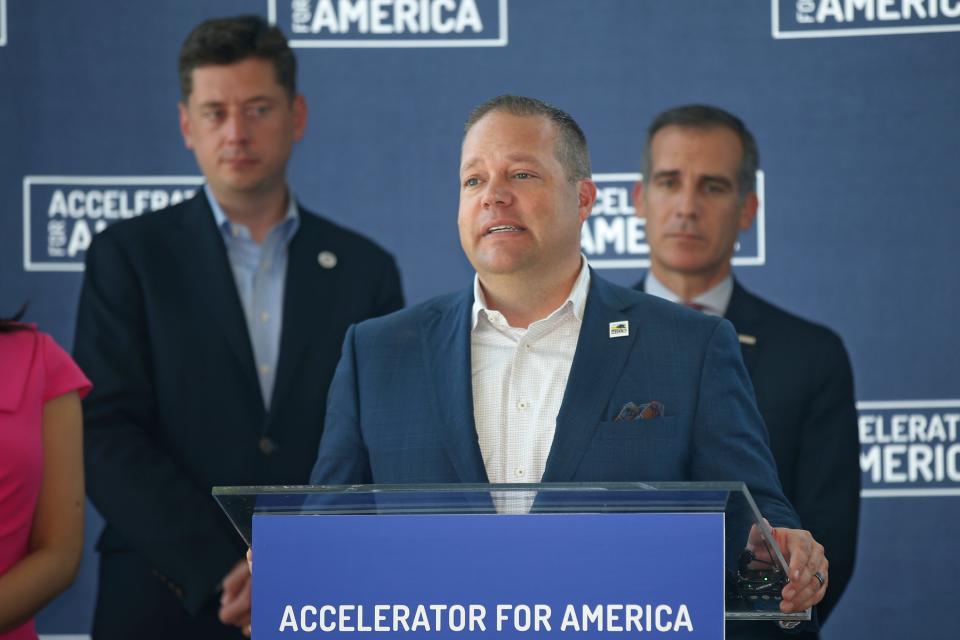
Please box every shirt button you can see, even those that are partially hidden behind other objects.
[260,311,270,323]
[517,401,528,410]
[515,468,525,478]
[259,436,278,455]
[259,364,272,376]
[525,343,532,351]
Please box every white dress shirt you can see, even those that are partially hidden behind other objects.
[644,271,733,317]
[470,258,591,508]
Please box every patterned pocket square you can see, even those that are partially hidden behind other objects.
[614,400,665,421]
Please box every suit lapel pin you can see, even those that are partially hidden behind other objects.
[317,251,338,269]
[609,320,629,338]
[738,334,757,346]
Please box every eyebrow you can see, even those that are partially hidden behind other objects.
[651,169,680,181]
[652,169,734,188]
[196,95,275,109]
[504,153,545,166]
[700,174,734,188]
[460,153,546,174]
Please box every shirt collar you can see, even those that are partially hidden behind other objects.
[205,184,300,244]
[471,255,591,330]
[644,271,733,317]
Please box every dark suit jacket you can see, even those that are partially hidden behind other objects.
[74,193,403,620]
[637,276,860,636]
[310,273,800,531]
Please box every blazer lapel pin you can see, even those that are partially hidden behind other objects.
[609,320,629,338]
[317,251,338,269]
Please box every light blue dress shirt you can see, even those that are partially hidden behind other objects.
[205,185,300,410]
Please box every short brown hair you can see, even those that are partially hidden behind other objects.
[178,15,296,102]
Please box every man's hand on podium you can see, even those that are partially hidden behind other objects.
[772,525,828,613]
[743,520,828,615]
[219,557,252,637]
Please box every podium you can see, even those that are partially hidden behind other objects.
[214,482,809,638]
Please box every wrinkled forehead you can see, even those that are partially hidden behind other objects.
[650,124,744,170]
[459,112,559,170]
[187,57,287,104]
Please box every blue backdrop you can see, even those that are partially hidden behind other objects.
[1,1,958,637]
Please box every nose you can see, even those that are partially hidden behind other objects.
[673,185,699,221]
[223,110,250,145]
[480,175,513,208]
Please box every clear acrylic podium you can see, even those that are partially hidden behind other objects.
[213,481,810,627]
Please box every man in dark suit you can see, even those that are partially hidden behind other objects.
[632,104,860,637]
[308,95,829,621]
[73,16,403,640]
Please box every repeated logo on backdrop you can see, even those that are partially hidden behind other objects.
[772,0,960,38]
[268,0,508,47]
[858,400,960,497]
[584,172,766,270]
[22,176,202,272]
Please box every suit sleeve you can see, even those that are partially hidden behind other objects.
[74,232,241,615]
[790,334,860,623]
[309,324,373,485]
[692,319,801,529]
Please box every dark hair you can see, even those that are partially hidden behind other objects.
[642,104,759,197]
[464,95,592,182]
[178,15,297,102]
[0,303,30,333]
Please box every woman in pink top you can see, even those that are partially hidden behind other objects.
[0,309,91,640]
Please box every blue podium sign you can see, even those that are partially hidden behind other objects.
[253,512,723,638]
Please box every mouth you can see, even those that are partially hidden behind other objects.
[223,157,258,168]
[484,224,526,236]
[666,232,702,242]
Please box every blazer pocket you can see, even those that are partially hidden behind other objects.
[595,416,678,441]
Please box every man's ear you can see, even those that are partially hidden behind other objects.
[291,94,308,142]
[739,191,759,231]
[577,179,598,223]
[632,181,646,220]
[178,101,194,150]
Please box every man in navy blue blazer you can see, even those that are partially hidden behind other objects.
[631,105,859,637]
[75,16,403,640]
[307,95,829,619]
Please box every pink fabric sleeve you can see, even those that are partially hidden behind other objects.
[39,333,92,402]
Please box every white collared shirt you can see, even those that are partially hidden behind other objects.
[470,258,591,495]
[644,271,733,317]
